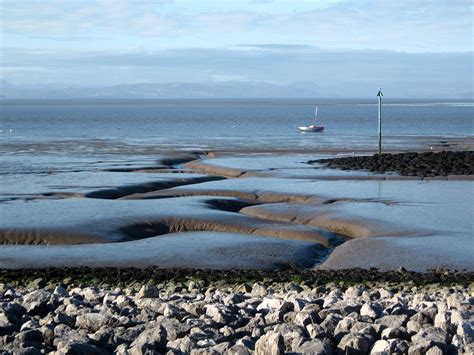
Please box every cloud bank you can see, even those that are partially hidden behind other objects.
[0,0,472,96]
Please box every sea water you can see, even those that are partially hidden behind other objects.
[1,99,472,151]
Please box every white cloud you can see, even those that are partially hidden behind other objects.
[0,0,472,52]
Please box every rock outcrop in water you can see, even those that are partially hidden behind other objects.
[314,151,474,178]
[0,269,472,354]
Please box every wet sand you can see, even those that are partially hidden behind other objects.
[0,136,473,271]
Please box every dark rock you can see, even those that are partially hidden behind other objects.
[75,312,107,332]
[375,315,408,329]
[411,326,449,352]
[16,329,43,344]
[337,333,370,354]
[56,341,109,355]
[128,324,167,353]
[314,151,474,178]
[297,338,333,354]
[22,290,52,317]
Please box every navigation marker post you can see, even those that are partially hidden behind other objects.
[377,88,383,154]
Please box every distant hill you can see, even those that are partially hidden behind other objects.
[0,81,323,99]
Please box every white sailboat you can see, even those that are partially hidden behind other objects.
[298,107,324,132]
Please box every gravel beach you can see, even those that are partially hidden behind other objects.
[1,268,473,354]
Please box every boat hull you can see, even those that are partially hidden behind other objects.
[298,126,324,132]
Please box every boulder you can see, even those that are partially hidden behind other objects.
[370,339,390,354]
[411,326,449,352]
[22,290,52,317]
[53,286,69,298]
[433,311,452,333]
[375,315,408,329]
[156,316,192,341]
[205,304,233,324]
[0,311,17,335]
[334,317,355,342]
[128,324,167,354]
[296,338,333,354]
[225,343,252,354]
[81,287,101,302]
[293,310,319,328]
[136,285,160,299]
[381,327,409,341]
[251,283,268,298]
[76,313,108,333]
[345,286,366,299]
[320,313,344,336]
[255,331,285,355]
[387,339,410,354]
[406,320,422,335]
[56,341,109,355]
[337,333,370,354]
[457,320,474,345]
[425,346,444,355]
[306,323,329,339]
[360,302,383,319]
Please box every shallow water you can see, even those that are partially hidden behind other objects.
[1,99,473,150]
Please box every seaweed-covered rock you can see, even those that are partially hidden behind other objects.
[314,151,474,177]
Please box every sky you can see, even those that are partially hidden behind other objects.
[0,0,473,97]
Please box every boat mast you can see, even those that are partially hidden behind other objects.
[313,107,318,126]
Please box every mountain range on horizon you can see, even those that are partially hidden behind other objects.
[0,80,472,100]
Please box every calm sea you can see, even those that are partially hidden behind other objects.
[0,99,473,151]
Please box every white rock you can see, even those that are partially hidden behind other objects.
[136,285,160,299]
[323,294,340,308]
[446,293,465,310]
[370,339,390,354]
[360,302,381,318]
[219,325,234,337]
[251,283,267,298]
[293,310,317,328]
[433,311,451,332]
[345,285,366,299]
[255,331,285,355]
[406,320,422,335]
[205,304,232,324]
[306,323,327,339]
[256,297,285,311]
[425,346,444,355]
[450,309,465,326]
[81,287,100,302]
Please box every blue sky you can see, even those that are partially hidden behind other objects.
[0,0,472,96]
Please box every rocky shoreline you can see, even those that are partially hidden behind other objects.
[312,151,474,178]
[1,268,474,289]
[1,268,473,354]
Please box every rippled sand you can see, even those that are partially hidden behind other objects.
[1,136,473,271]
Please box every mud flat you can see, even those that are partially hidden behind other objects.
[0,138,473,272]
